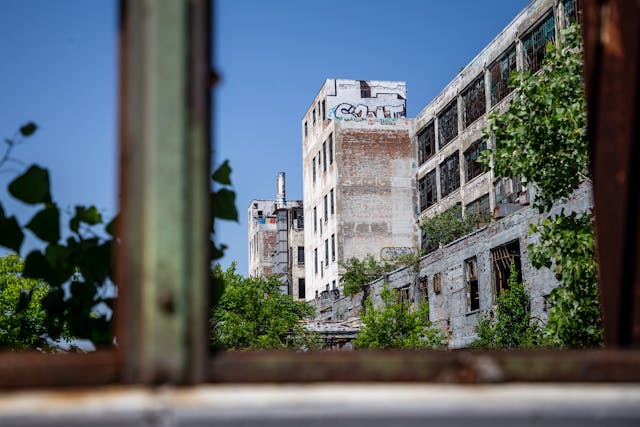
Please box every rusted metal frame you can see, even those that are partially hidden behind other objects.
[207,349,640,383]
[583,0,640,347]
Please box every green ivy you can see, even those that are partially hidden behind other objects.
[420,205,490,253]
[341,252,422,297]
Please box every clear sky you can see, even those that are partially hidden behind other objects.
[1,0,529,274]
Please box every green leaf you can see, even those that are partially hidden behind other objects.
[26,205,60,243]
[19,122,38,137]
[212,160,232,185]
[105,214,118,236]
[212,188,238,221]
[69,205,102,233]
[0,205,25,252]
[8,165,51,205]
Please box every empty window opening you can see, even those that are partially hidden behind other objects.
[297,246,305,265]
[440,152,460,198]
[312,157,316,184]
[298,278,306,299]
[321,99,326,121]
[523,11,555,74]
[304,121,308,137]
[433,273,442,295]
[419,169,437,212]
[330,189,335,215]
[491,240,522,296]
[490,46,517,106]
[313,206,317,233]
[461,75,486,128]
[314,248,318,274]
[328,133,334,164]
[494,176,523,205]
[397,285,411,306]
[360,80,371,98]
[466,194,490,218]
[331,234,336,261]
[322,141,327,172]
[323,194,328,219]
[325,239,329,266]
[417,121,436,165]
[465,257,480,311]
[437,100,458,148]
[312,108,316,125]
[464,139,487,182]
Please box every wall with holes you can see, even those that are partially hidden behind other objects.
[313,183,592,349]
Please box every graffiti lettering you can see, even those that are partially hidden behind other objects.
[380,246,417,261]
[329,103,405,120]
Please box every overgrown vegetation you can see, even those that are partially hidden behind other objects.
[210,264,321,350]
[341,252,421,297]
[480,24,602,348]
[474,262,541,349]
[420,205,490,253]
[354,286,445,349]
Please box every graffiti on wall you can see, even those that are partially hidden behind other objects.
[328,103,406,125]
[380,246,417,261]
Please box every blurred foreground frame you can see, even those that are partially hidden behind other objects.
[0,0,639,388]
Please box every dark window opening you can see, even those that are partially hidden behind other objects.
[360,80,371,98]
[397,285,411,306]
[417,122,436,165]
[466,194,490,217]
[461,75,486,128]
[464,139,487,182]
[298,278,306,299]
[440,152,460,198]
[523,11,555,73]
[419,169,437,212]
[328,133,333,164]
[437,100,458,148]
[312,157,316,184]
[494,176,523,205]
[291,208,304,229]
[323,195,328,219]
[491,240,522,296]
[313,207,317,233]
[297,246,305,265]
[304,121,307,137]
[321,99,326,121]
[465,257,480,311]
[330,189,334,215]
[489,46,517,106]
[325,239,329,266]
[331,234,335,261]
[322,142,327,172]
[418,277,428,301]
[314,248,318,274]
[312,108,316,125]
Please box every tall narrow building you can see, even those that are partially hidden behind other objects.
[248,172,306,299]
[302,79,418,300]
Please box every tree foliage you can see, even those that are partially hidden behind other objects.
[341,252,421,297]
[210,264,321,350]
[354,286,445,349]
[474,262,541,349]
[480,24,602,348]
[420,205,490,253]
[480,24,588,212]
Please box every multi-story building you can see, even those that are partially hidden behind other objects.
[301,79,418,300]
[248,172,306,299]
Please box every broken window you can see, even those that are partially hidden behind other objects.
[433,273,442,295]
[562,0,581,26]
[313,206,317,233]
[439,152,460,198]
[491,240,522,296]
[417,121,436,165]
[466,194,490,217]
[328,133,333,164]
[291,208,304,229]
[312,157,316,184]
[330,189,335,215]
[522,11,555,73]
[331,234,335,261]
[360,80,371,98]
[298,278,305,299]
[322,141,327,172]
[461,75,486,128]
[464,139,487,182]
[465,257,480,311]
[298,246,305,265]
[437,100,458,148]
[397,285,411,306]
[418,277,428,301]
[418,169,437,212]
[494,176,523,205]
[314,248,318,274]
[489,46,517,106]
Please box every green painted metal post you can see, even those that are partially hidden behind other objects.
[118,0,211,384]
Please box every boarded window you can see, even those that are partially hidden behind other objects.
[489,47,517,106]
[298,278,305,299]
[466,194,490,217]
[440,152,460,197]
[491,240,522,296]
[437,100,458,148]
[417,122,436,165]
[465,257,480,311]
[522,11,555,73]
[419,169,437,211]
[461,75,486,128]
[433,273,442,295]
[464,139,487,182]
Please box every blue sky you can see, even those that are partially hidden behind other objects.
[1,0,529,274]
